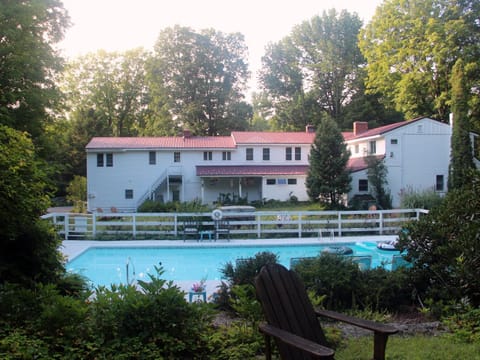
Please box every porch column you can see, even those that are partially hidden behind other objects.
[238,178,242,198]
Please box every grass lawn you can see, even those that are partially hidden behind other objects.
[335,334,480,359]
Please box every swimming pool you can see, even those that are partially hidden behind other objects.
[66,242,401,287]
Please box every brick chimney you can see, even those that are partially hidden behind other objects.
[353,121,368,136]
[183,129,192,138]
[305,124,316,133]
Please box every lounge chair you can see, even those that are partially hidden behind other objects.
[254,263,398,360]
[182,220,199,241]
[214,219,230,241]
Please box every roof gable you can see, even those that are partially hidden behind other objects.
[86,136,235,150]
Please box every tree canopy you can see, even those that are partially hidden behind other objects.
[359,0,480,121]
[0,0,69,145]
[259,9,367,130]
[148,26,251,136]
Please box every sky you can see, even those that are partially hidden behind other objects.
[59,0,383,92]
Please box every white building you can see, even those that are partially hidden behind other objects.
[86,117,460,212]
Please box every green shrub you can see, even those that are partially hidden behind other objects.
[92,266,214,358]
[208,322,264,360]
[293,253,361,310]
[399,185,444,209]
[356,267,415,312]
[443,305,480,343]
[216,251,278,312]
[138,199,209,213]
[220,251,278,286]
[398,170,480,307]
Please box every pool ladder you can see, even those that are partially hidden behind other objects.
[126,257,136,285]
[318,229,335,242]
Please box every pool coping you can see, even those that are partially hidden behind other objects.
[60,235,399,262]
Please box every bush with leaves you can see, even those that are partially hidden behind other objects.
[399,186,444,210]
[293,254,415,312]
[292,253,361,310]
[215,251,278,311]
[398,170,480,308]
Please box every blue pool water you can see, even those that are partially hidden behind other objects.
[67,242,401,287]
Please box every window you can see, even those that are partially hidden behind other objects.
[369,141,376,154]
[203,151,212,161]
[222,151,231,160]
[359,179,368,192]
[149,151,156,165]
[436,175,444,192]
[97,153,104,167]
[288,178,297,185]
[174,152,181,163]
[295,147,301,160]
[285,147,292,160]
[263,148,270,161]
[266,179,276,185]
[125,189,134,199]
[355,144,359,154]
[246,148,253,161]
[106,153,113,167]
[390,139,398,145]
[277,178,287,185]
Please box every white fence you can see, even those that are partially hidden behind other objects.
[42,209,428,240]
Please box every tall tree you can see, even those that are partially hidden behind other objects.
[148,26,251,135]
[62,49,150,137]
[306,117,351,206]
[448,59,475,190]
[259,10,365,130]
[359,0,480,121]
[0,0,69,146]
[0,125,63,284]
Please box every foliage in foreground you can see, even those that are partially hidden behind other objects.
[0,267,214,359]
[398,170,480,308]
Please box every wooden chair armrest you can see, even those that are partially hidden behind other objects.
[259,323,334,359]
[315,309,398,335]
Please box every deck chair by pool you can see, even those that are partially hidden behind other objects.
[182,220,199,241]
[214,219,230,241]
[254,263,398,360]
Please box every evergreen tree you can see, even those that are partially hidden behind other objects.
[366,155,392,209]
[448,59,475,190]
[306,118,351,206]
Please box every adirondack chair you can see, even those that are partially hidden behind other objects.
[254,263,398,360]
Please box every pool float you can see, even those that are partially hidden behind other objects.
[322,246,354,255]
[376,240,398,250]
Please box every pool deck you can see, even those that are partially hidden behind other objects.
[61,235,399,301]
[60,235,399,262]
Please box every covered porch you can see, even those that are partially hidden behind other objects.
[196,165,309,205]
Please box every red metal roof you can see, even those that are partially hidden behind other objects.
[231,131,315,144]
[196,165,309,176]
[86,136,235,149]
[347,155,385,172]
[347,117,426,141]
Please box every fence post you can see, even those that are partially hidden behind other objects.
[65,214,69,240]
[379,211,384,235]
[92,214,96,239]
[132,214,136,239]
[298,212,302,238]
[337,212,342,237]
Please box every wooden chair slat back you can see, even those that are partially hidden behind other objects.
[255,264,328,359]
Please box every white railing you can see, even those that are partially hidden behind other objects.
[42,209,428,240]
